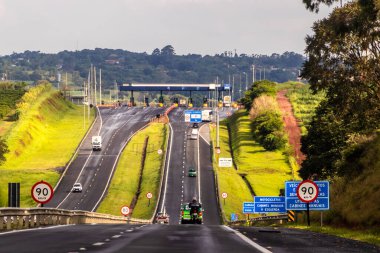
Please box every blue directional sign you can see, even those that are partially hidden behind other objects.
[243,202,255,214]
[231,213,238,221]
[285,181,329,210]
[224,83,231,90]
[184,110,202,123]
[254,196,286,213]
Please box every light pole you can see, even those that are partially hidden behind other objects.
[243,72,248,91]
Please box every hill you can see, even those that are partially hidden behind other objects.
[0,82,95,207]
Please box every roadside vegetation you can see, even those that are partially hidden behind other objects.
[211,110,293,221]
[276,82,324,135]
[0,82,95,207]
[97,123,168,219]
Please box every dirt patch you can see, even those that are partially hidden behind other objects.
[276,90,305,166]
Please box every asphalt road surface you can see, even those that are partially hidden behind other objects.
[1,224,378,253]
[157,107,220,225]
[46,106,165,211]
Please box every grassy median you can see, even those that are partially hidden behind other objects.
[97,123,168,219]
[0,85,95,207]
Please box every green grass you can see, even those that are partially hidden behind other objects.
[228,110,293,196]
[285,224,380,247]
[97,123,168,219]
[210,110,294,221]
[0,86,95,207]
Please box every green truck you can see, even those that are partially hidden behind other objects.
[180,200,203,224]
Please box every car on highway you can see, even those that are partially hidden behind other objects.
[192,123,199,128]
[72,183,82,192]
[155,212,170,224]
[188,167,197,177]
[190,128,198,140]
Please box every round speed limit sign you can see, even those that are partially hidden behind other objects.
[31,181,54,204]
[221,192,228,199]
[297,180,319,203]
[146,192,153,199]
[121,206,130,216]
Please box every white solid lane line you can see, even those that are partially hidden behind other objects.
[222,226,272,253]
[160,122,174,213]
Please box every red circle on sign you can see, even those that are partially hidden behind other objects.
[31,181,54,204]
[121,206,130,216]
[296,180,319,203]
[222,192,228,199]
[146,192,153,199]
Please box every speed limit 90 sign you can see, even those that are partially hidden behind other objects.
[296,180,319,203]
[31,181,54,204]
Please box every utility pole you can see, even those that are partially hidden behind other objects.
[99,69,102,105]
[83,81,86,129]
[94,66,97,106]
[252,65,255,85]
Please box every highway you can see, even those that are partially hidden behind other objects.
[157,107,220,225]
[3,106,378,253]
[46,106,165,211]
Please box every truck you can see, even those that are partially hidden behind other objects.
[180,199,203,224]
[201,110,212,122]
[92,136,102,151]
[179,99,187,107]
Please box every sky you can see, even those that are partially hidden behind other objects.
[0,0,338,56]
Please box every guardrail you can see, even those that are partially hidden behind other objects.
[228,214,288,226]
[0,208,151,231]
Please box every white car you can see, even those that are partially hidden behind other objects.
[72,183,82,192]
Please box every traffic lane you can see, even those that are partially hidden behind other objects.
[0,225,264,253]
[0,224,144,253]
[184,127,198,204]
[199,131,221,225]
[46,112,103,208]
[77,107,164,211]
[57,107,164,210]
[164,123,187,224]
[234,226,380,253]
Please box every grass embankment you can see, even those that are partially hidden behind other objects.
[0,83,95,207]
[211,110,294,221]
[97,123,168,219]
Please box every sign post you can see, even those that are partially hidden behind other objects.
[31,181,54,207]
[296,180,319,226]
[221,192,228,205]
[146,192,153,206]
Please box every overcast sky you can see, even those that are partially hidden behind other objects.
[0,0,337,56]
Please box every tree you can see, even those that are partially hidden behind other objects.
[161,45,175,56]
[0,138,9,165]
[301,1,380,178]
[152,48,161,55]
[241,80,276,111]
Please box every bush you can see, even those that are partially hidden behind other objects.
[252,110,287,151]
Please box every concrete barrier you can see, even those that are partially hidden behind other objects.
[0,208,150,231]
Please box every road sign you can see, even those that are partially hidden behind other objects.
[297,180,319,203]
[184,110,202,123]
[287,210,295,222]
[215,147,221,154]
[243,202,255,214]
[121,206,130,216]
[231,213,238,222]
[285,181,329,210]
[31,181,54,204]
[146,192,153,199]
[253,196,286,213]
[218,158,232,167]
[224,84,231,90]
[157,149,163,155]
[221,192,228,199]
